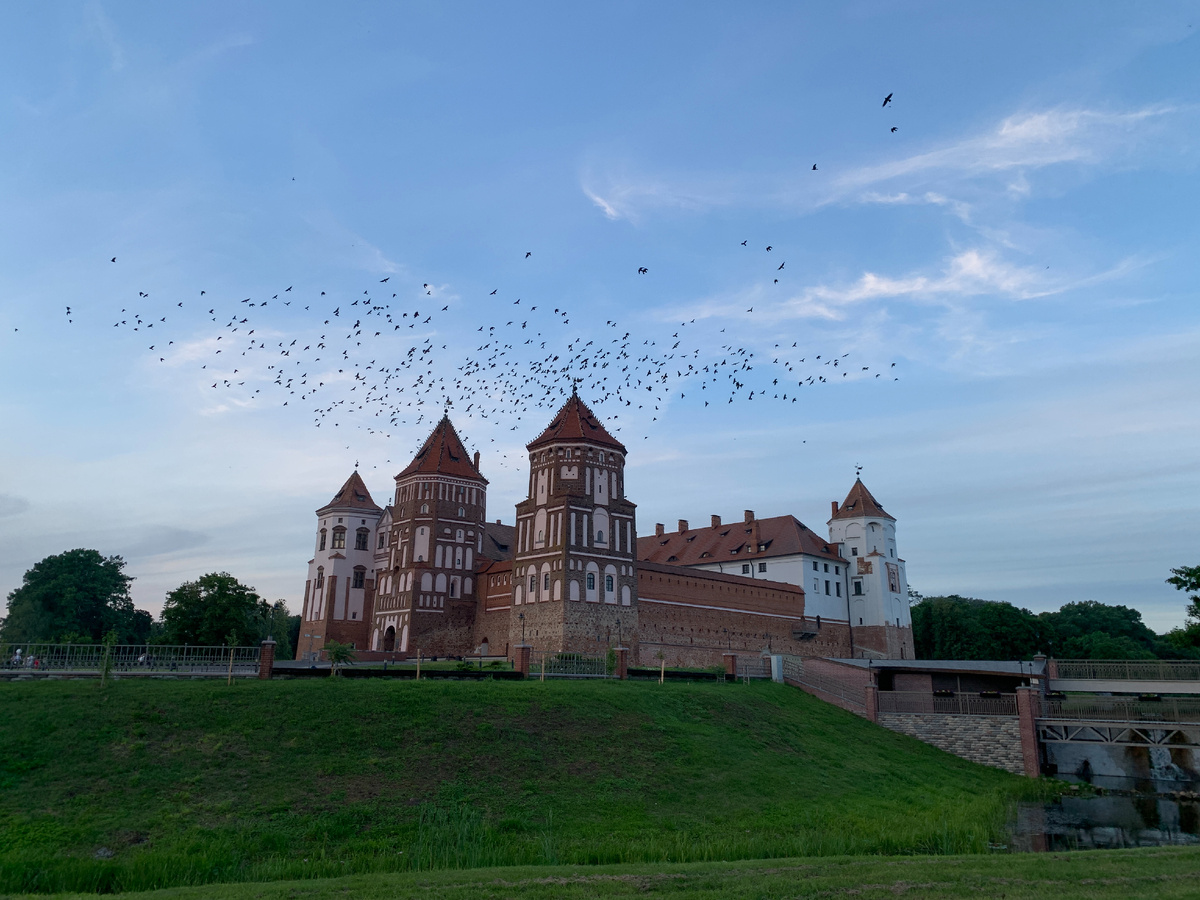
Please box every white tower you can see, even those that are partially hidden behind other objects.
[827,479,914,659]
[300,471,383,659]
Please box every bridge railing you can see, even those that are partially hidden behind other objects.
[1041,696,1200,724]
[1053,659,1200,682]
[1,643,261,676]
[877,691,1018,717]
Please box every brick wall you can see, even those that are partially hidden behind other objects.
[785,657,872,716]
[877,712,1024,775]
[637,562,851,667]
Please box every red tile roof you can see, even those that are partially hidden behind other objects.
[397,416,487,482]
[637,514,845,566]
[527,391,626,452]
[318,471,382,514]
[830,478,893,521]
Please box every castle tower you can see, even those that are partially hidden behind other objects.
[300,471,383,660]
[369,416,488,655]
[511,390,639,656]
[827,478,914,659]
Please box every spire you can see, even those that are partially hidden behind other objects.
[318,471,382,514]
[830,478,893,521]
[527,393,626,452]
[397,416,487,482]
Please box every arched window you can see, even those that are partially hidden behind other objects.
[315,566,324,589]
[605,574,614,592]
[458,507,464,517]
[421,503,429,513]
[543,572,550,590]
[332,528,346,550]
[352,567,366,589]
[318,529,327,551]
[586,572,595,590]
[355,528,370,551]
[529,575,537,592]
[596,529,605,543]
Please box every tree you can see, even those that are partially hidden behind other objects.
[910,595,1050,660]
[0,549,147,643]
[160,573,265,646]
[1168,565,1200,621]
[324,640,356,675]
[1040,601,1157,658]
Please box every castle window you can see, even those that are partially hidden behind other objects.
[319,529,327,551]
[529,575,536,592]
[378,532,386,549]
[835,582,842,597]
[851,547,858,556]
[543,573,550,590]
[596,530,604,543]
[605,575,614,592]
[812,561,818,571]
[421,503,429,513]
[834,565,840,575]
[332,528,346,550]
[890,549,895,557]
[458,507,464,517]
[741,564,750,574]
[587,573,595,590]
[316,567,324,589]
[355,528,370,551]
[352,569,365,589]
[853,580,863,596]
[823,563,829,573]
[824,580,831,595]
[758,563,766,573]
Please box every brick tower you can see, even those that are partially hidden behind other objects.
[511,389,639,656]
[369,416,489,656]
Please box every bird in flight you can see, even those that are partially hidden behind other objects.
[525,251,532,258]
[110,257,116,263]
[882,92,893,107]
[890,126,898,133]
[638,267,648,275]
[811,164,817,171]
[740,240,747,246]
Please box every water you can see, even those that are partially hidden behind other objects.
[1010,793,1200,851]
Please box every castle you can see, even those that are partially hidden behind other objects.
[299,392,914,664]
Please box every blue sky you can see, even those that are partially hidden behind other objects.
[1,2,1198,631]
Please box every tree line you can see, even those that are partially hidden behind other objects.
[0,549,301,659]
[912,565,1200,660]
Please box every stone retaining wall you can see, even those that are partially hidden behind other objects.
[878,712,1024,775]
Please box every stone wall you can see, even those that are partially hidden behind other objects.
[878,712,1024,775]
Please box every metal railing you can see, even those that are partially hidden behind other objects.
[1,643,261,676]
[780,655,865,710]
[528,651,612,679]
[735,655,771,679]
[1054,659,1200,682]
[877,691,1018,717]
[1041,696,1200,724]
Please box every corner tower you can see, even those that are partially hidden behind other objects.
[827,478,914,659]
[370,416,488,655]
[512,390,639,655]
[301,471,383,659]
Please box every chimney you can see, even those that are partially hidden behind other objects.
[655,523,665,537]
[711,514,721,528]
[473,451,480,470]
[744,509,755,524]
[678,519,689,533]
[831,501,839,518]
[496,519,502,525]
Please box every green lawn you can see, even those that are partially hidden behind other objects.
[12,850,1200,900]
[0,678,1056,894]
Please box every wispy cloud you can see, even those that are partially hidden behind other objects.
[83,2,125,71]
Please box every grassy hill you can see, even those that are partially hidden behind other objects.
[0,677,1052,894]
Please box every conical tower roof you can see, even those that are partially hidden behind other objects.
[830,478,893,521]
[318,471,382,514]
[397,415,487,482]
[527,390,626,452]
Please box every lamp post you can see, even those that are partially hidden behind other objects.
[518,612,526,645]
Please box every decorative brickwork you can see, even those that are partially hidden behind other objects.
[877,712,1024,775]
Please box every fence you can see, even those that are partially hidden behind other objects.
[1,643,261,677]
[527,650,612,679]
[1041,696,1200,724]
[1054,659,1200,682]
[877,691,1018,717]
[734,655,772,679]
[780,655,866,711]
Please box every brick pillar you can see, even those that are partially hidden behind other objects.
[1044,655,1058,679]
[1016,686,1041,777]
[864,683,879,723]
[515,644,531,678]
[616,647,629,680]
[722,653,737,678]
[258,638,276,680]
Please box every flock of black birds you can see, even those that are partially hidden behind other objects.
[68,95,906,471]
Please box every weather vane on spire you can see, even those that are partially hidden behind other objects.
[855,463,863,478]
